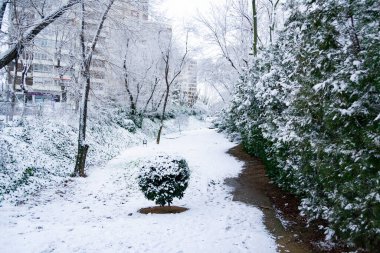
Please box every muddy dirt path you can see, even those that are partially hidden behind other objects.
[226,144,352,253]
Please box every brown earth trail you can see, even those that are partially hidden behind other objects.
[226,144,355,253]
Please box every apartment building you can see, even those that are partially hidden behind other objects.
[179,59,198,106]
[6,2,75,103]
[6,0,149,103]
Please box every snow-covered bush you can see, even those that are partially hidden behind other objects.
[137,155,190,206]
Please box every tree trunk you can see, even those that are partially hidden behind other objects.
[143,77,159,113]
[21,63,28,117]
[74,143,89,177]
[123,57,136,115]
[156,33,188,144]
[156,125,163,144]
[349,14,361,55]
[252,0,258,56]
[156,86,170,144]
[9,57,17,121]
[73,0,115,177]
[74,0,88,177]
[74,66,90,176]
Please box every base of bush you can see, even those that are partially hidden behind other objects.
[138,206,189,214]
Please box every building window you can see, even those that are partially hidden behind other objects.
[34,77,52,85]
[33,64,53,73]
[15,76,33,86]
[34,52,49,60]
[34,38,50,47]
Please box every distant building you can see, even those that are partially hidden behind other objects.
[179,59,198,106]
[5,0,150,104]
[6,2,75,103]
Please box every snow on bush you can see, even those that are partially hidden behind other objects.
[137,155,190,206]
[220,1,380,251]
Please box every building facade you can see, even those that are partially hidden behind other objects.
[178,59,198,106]
[5,0,150,104]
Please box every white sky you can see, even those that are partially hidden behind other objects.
[153,0,222,59]
[156,0,217,25]
[153,0,226,103]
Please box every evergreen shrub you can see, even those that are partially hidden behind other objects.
[137,155,190,206]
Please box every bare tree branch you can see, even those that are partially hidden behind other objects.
[0,0,80,69]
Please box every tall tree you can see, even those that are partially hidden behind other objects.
[73,0,115,177]
[156,33,188,144]
[251,0,257,56]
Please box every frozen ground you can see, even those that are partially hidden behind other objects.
[0,127,277,253]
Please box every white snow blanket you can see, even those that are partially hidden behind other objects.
[0,128,277,253]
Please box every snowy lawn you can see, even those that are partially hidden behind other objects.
[0,128,277,253]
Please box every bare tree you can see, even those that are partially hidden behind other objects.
[196,0,284,104]
[266,0,280,44]
[6,0,37,120]
[122,45,137,115]
[121,38,156,116]
[106,17,170,117]
[156,33,188,144]
[73,0,115,177]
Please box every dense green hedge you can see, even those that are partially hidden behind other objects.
[221,1,380,251]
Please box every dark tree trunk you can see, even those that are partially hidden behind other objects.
[144,77,159,113]
[123,58,136,115]
[156,35,188,144]
[348,14,361,55]
[156,87,170,144]
[74,143,89,177]
[252,0,258,56]
[74,65,91,177]
[20,63,29,117]
[9,57,17,121]
[73,0,115,177]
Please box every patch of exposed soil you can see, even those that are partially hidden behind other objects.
[139,206,188,214]
[226,144,356,253]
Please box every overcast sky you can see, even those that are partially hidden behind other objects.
[153,0,225,102]
[153,0,221,58]
[156,0,216,24]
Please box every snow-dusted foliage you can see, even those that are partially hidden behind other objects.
[137,155,190,206]
[223,0,380,251]
[0,101,165,205]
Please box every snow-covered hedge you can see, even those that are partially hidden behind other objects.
[137,155,190,206]
[0,103,158,205]
[0,99,204,206]
[222,1,380,252]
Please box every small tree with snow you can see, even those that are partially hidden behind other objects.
[137,155,190,206]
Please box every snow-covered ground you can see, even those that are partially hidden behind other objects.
[0,127,277,253]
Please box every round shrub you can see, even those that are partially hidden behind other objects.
[137,155,190,206]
